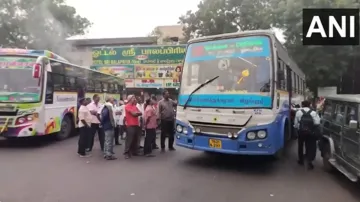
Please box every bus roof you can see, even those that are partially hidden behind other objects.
[0,48,68,62]
[325,94,360,103]
[187,30,275,44]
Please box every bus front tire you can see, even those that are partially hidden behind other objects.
[56,115,74,141]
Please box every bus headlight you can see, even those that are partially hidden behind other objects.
[176,125,183,133]
[247,132,256,140]
[227,132,233,138]
[257,130,267,139]
[183,127,188,134]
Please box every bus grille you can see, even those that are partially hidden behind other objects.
[189,121,242,136]
[0,118,14,125]
[0,106,16,111]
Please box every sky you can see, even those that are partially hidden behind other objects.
[65,0,284,41]
[66,0,201,39]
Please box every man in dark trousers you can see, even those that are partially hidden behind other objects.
[124,95,142,159]
[87,94,105,152]
[294,100,321,170]
[157,90,177,152]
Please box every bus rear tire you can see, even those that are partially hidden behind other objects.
[56,115,74,141]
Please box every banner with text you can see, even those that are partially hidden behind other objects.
[92,45,186,65]
[134,65,181,87]
[134,79,164,88]
[90,65,134,79]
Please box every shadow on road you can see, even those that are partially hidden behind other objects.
[0,135,58,149]
[182,152,277,176]
[326,169,360,199]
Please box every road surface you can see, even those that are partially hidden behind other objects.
[0,136,359,202]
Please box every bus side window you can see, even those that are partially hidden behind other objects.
[103,82,109,93]
[94,81,102,93]
[65,76,76,91]
[87,80,95,92]
[52,73,65,91]
[276,58,285,90]
[45,72,54,104]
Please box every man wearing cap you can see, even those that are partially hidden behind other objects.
[124,95,142,159]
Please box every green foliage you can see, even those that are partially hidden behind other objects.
[0,0,91,52]
[179,0,360,94]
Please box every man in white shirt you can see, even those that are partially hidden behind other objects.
[136,96,145,149]
[114,100,125,144]
[294,100,321,170]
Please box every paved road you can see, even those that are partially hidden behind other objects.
[0,137,359,202]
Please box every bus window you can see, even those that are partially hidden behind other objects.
[332,103,345,124]
[45,72,54,104]
[345,105,358,127]
[86,80,95,92]
[114,84,119,93]
[277,58,285,90]
[94,81,102,92]
[65,76,76,91]
[102,82,109,92]
[52,73,65,91]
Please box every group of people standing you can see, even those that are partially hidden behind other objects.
[77,90,177,160]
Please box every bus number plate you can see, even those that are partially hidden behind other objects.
[209,139,222,149]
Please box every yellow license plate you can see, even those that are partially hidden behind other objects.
[209,139,222,149]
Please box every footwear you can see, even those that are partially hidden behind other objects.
[79,154,91,158]
[139,146,144,149]
[115,142,122,145]
[161,148,165,152]
[145,154,155,157]
[105,156,117,160]
[297,160,304,165]
[169,147,176,151]
[307,163,314,170]
[153,145,159,149]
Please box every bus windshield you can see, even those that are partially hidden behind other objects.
[179,36,273,108]
[0,56,41,102]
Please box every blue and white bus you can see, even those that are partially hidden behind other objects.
[175,30,306,158]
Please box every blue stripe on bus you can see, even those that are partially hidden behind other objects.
[178,94,272,108]
[185,36,271,63]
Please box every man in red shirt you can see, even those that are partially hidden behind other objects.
[124,95,142,159]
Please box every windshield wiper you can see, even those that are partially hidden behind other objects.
[183,76,219,109]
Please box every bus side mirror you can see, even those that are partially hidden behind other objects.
[349,120,358,129]
[32,63,42,79]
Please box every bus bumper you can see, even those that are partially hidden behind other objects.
[175,122,281,155]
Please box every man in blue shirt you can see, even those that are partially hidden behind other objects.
[100,96,117,160]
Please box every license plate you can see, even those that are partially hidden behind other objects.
[209,139,222,149]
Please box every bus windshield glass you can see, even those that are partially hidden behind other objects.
[179,36,273,108]
[0,56,41,102]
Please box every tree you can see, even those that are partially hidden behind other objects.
[0,0,91,53]
[271,0,360,94]
[179,0,273,42]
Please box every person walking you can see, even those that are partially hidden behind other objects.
[157,90,177,152]
[77,97,92,157]
[87,94,105,152]
[100,96,117,160]
[143,98,157,157]
[294,100,321,170]
[124,95,142,159]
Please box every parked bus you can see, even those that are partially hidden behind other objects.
[0,48,124,140]
[175,30,306,158]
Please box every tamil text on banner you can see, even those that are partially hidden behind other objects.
[134,79,163,88]
[164,79,181,88]
[125,79,135,88]
[92,45,186,65]
[90,65,134,79]
[134,65,181,81]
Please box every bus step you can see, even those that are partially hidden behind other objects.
[329,159,358,182]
